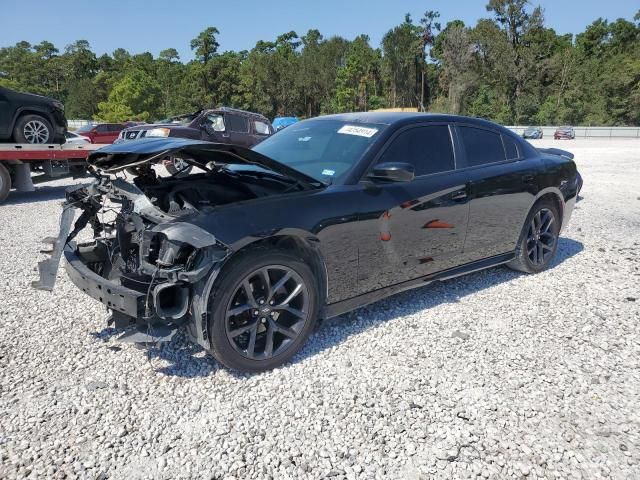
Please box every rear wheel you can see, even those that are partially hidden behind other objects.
[13,114,53,144]
[206,248,319,372]
[0,163,11,203]
[508,199,560,274]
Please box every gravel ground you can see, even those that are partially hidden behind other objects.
[0,138,639,479]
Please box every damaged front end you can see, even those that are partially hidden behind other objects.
[33,139,319,345]
[33,173,230,343]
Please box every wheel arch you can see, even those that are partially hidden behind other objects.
[511,188,564,251]
[187,231,329,351]
[533,188,565,224]
[229,233,329,306]
[11,107,55,133]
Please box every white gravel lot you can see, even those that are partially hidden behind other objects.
[0,138,639,479]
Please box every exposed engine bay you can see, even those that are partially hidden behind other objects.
[132,165,296,216]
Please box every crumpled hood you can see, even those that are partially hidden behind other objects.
[87,138,320,186]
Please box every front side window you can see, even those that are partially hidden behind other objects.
[252,119,384,184]
[96,124,109,133]
[226,114,249,133]
[254,120,271,135]
[206,114,226,132]
[458,126,506,167]
[376,125,455,177]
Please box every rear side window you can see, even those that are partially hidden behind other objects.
[254,120,270,135]
[377,125,455,176]
[109,124,124,132]
[458,126,506,167]
[226,114,249,133]
[503,135,520,160]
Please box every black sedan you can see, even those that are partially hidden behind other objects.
[34,113,580,372]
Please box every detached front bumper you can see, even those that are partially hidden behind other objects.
[63,242,145,318]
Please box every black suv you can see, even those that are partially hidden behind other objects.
[117,107,273,148]
[0,87,67,144]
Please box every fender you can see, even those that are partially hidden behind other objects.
[520,186,572,235]
[11,105,55,132]
[186,228,330,350]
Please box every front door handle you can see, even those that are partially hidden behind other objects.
[451,190,468,201]
[523,174,535,183]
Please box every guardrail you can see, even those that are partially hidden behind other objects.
[506,126,640,138]
[67,119,93,130]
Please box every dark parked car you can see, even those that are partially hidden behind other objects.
[554,126,575,140]
[0,86,67,144]
[522,126,543,139]
[35,113,580,372]
[118,107,274,174]
[76,123,125,144]
[117,107,273,147]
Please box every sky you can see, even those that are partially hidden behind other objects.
[1,0,637,60]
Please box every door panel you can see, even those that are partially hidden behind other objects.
[453,124,540,261]
[463,159,540,260]
[356,171,470,294]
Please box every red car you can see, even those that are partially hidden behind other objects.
[76,123,125,144]
[554,126,575,140]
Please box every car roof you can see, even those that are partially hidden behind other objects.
[316,112,510,131]
[209,107,269,120]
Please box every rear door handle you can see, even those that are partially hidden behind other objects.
[523,174,534,183]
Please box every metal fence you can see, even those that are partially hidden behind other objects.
[506,126,640,138]
[67,119,93,130]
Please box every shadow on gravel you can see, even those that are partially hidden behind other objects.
[91,237,583,377]
[293,236,585,365]
[4,183,82,205]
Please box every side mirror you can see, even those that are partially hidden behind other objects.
[368,162,415,183]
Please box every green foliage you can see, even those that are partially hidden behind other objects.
[95,69,160,121]
[0,5,637,126]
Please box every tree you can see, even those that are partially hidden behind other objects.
[191,27,220,63]
[382,14,422,108]
[96,69,161,121]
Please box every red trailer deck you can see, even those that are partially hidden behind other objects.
[0,143,105,203]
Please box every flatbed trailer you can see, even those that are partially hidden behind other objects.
[0,143,106,204]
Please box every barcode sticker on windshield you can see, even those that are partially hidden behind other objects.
[337,125,378,138]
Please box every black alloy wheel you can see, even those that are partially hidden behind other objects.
[526,208,556,266]
[225,265,310,360]
[205,248,319,372]
[508,199,560,274]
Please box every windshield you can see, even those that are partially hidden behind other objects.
[252,119,384,184]
[157,113,198,125]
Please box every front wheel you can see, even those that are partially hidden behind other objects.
[13,114,53,144]
[206,248,319,372]
[508,199,561,274]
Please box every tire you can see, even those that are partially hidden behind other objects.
[13,114,54,144]
[206,248,320,372]
[507,198,561,274]
[0,163,11,204]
